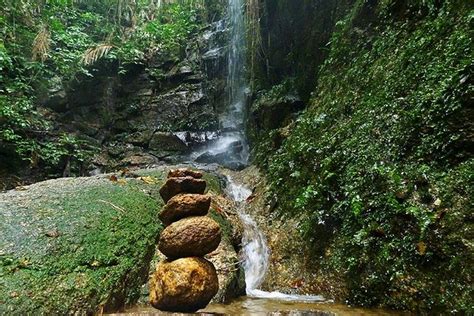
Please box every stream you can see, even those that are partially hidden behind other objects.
[206,177,401,315]
[116,174,400,315]
[117,0,402,314]
[226,176,325,302]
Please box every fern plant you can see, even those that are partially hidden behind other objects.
[81,43,114,65]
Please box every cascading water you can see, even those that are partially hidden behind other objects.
[226,176,325,302]
[225,177,270,294]
[192,0,249,170]
[218,0,325,302]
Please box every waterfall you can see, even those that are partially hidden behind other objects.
[192,0,249,170]
[226,176,326,302]
[225,176,270,293]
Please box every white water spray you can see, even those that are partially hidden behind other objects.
[222,0,325,301]
[226,176,325,302]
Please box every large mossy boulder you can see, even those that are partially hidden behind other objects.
[0,170,168,314]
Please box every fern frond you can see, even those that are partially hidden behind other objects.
[32,26,51,62]
[81,44,114,66]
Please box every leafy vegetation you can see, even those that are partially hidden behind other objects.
[0,0,210,181]
[252,0,473,312]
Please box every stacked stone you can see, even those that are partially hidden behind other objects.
[149,168,222,313]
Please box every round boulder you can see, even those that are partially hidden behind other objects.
[159,216,221,258]
[159,177,206,203]
[159,194,211,226]
[150,257,219,312]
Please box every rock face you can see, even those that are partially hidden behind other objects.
[159,194,211,226]
[148,132,188,153]
[159,176,207,202]
[158,216,222,258]
[149,258,219,312]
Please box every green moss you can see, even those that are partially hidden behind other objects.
[209,209,233,243]
[202,172,223,195]
[252,0,473,313]
[0,174,166,314]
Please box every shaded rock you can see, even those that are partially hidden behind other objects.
[195,151,246,171]
[149,257,219,312]
[251,94,305,132]
[159,194,211,226]
[120,153,158,166]
[159,177,206,203]
[168,168,203,179]
[107,143,130,158]
[158,216,221,258]
[166,62,197,83]
[149,132,188,153]
[42,76,68,112]
[144,83,218,132]
[123,131,154,147]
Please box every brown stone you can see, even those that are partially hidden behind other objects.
[159,194,211,226]
[158,216,221,258]
[168,168,203,179]
[150,257,219,312]
[159,177,206,203]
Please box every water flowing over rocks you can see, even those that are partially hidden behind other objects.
[222,167,333,300]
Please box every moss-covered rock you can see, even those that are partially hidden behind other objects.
[250,0,473,313]
[0,166,243,314]
[0,171,169,314]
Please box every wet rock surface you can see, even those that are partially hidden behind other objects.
[148,133,188,154]
[149,258,219,312]
[159,194,211,226]
[221,166,346,299]
[158,216,222,258]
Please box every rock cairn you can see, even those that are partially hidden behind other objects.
[149,168,222,313]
